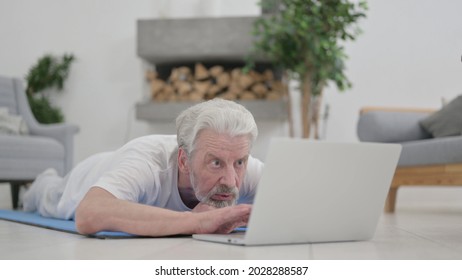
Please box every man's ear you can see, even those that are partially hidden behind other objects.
[178,147,190,173]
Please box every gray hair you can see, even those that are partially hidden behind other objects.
[176,98,258,156]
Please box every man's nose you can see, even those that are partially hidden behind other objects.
[220,165,237,186]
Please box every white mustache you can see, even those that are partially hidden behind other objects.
[202,185,239,207]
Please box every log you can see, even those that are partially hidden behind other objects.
[216,72,231,89]
[228,83,243,96]
[266,91,281,100]
[209,65,224,77]
[163,84,175,96]
[220,91,238,100]
[195,63,209,80]
[206,84,221,99]
[249,70,264,83]
[238,74,254,89]
[251,83,268,98]
[231,68,242,81]
[271,80,283,92]
[176,81,192,96]
[240,91,257,100]
[148,64,283,103]
[153,90,167,102]
[177,94,190,102]
[169,68,179,82]
[170,67,192,83]
[146,70,157,81]
[189,90,204,101]
[194,81,211,95]
[167,93,179,102]
[263,69,274,81]
[150,79,166,97]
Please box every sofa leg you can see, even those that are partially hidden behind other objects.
[10,183,22,209]
[384,187,398,213]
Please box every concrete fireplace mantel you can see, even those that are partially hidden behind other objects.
[137,16,267,65]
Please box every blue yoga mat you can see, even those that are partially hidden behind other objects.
[0,209,135,239]
[0,209,247,238]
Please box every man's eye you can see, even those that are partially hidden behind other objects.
[211,160,221,167]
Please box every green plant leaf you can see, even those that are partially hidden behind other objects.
[25,53,75,123]
[247,0,367,95]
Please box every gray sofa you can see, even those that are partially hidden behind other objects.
[357,107,462,212]
[0,76,79,208]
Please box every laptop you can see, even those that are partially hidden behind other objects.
[192,138,402,246]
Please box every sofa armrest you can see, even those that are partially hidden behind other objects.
[28,122,79,142]
[28,122,79,173]
[12,77,79,173]
[357,107,434,143]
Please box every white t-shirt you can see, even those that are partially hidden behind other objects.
[48,135,263,219]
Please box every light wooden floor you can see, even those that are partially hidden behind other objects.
[1,183,462,260]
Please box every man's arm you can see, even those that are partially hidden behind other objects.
[75,187,250,236]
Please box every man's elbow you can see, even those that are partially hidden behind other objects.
[75,187,113,235]
[75,205,101,235]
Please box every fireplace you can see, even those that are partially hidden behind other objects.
[135,15,288,123]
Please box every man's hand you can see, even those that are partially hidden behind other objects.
[194,204,252,234]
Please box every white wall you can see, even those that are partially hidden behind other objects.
[1,0,462,164]
[0,0,260,163]
[322,0,462,141]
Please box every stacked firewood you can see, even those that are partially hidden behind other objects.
[146,63,284,102]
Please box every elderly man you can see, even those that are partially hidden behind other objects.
[23,99,264,236]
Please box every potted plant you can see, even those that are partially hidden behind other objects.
[25,53,75,124]
[248,0,367,138]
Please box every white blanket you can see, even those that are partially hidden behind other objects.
[0,107,29,135]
